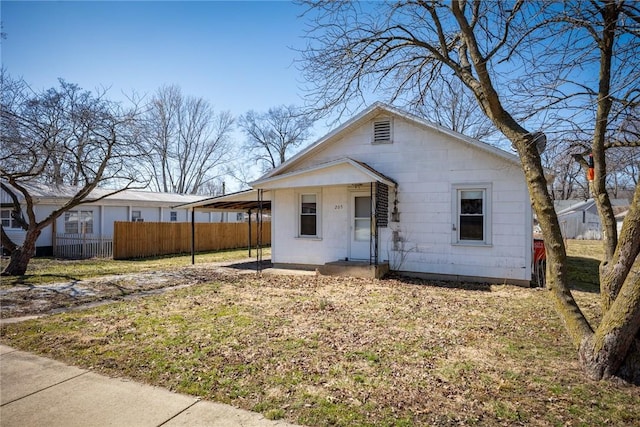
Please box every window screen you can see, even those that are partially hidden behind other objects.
[64,210,93,234]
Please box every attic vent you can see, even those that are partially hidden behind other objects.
[373,119,392,144]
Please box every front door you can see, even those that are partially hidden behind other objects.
[349,193,372,260]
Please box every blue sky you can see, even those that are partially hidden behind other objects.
[1,1,311,124]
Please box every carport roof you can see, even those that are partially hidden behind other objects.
[174,189,271,211]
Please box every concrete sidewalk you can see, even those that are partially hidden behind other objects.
[0,344,298,427]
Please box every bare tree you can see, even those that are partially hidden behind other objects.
[410,78,497,141]
[541,125,638,202]
[141,85,234,195]
[1,75,143,275]
[238,105,314,172]
[300,0,640,383]
[608,107,640,195]
[544,142,587,201]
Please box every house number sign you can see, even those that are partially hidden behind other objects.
[334,204,344,210]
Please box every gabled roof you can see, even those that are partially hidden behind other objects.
[1,181,206,206]
[556,199,631,220]
[615,209,629,221]
[258,102,521,181]
[251,157,397,189]
[556,199,596,215]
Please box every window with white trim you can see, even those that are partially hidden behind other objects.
[453,184,492,245]
[64,210,94,234]
[170,211,178,222]
[299,193,319,237]
[132,210,143,222]
[1,209,19,229]
[372,119,393,144]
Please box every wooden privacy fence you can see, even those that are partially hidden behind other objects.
[113,222,271,260]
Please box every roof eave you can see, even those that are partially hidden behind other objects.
[251,158,397,189]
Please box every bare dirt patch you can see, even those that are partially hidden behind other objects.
[0,261,263,319]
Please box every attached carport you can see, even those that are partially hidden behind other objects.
[175,189,271,269]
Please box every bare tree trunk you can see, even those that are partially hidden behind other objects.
[1,227,18,254]
[452,0,638,382]
[450,0,594,346]
[580,267,640,382]
[508,129,594,347]
[589,0,622,310]
[601,184,640,310]
[1,228,40,276]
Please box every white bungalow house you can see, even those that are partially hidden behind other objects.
[185,103,535,286]
[1,183,237,256]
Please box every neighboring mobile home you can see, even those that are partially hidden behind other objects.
[556,199,601,240]
[186,103,535,285]
[555,198,630,240]
[1,183,237,256]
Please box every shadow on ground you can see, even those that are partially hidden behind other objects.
[224,260,274,271]
[383,272,493,292]
[567,256,600,293]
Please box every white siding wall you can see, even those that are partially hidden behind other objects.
[3,228,26,247]
[37,206,56,245]
[3,206,57,248]
[273,115,531,282]
[102,207,129,234]
[272,187,349,265]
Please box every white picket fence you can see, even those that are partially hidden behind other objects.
[54,234,113,259]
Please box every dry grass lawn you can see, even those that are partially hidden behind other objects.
[1,241,639,425]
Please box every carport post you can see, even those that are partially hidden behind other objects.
[248,209,252,257]
[191,208,195,265]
